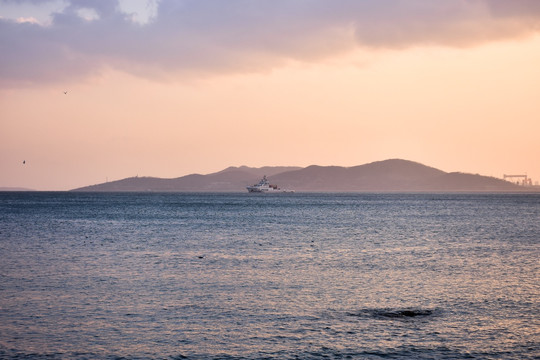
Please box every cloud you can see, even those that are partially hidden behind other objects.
[1,0,540,86]
[1,0,58,4]
[15,16,40,24]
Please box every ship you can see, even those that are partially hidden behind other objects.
[246,175,294,193]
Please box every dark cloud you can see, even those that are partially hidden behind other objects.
[1,0,540,86]
[487,0,540,17]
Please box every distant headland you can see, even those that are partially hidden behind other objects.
[70,159,539,192]
[0,187,36,192]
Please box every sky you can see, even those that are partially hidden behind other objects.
[1,0,540,190]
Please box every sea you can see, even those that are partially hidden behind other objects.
[0,192,538,359]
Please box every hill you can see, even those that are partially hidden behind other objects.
[71,159,531,192]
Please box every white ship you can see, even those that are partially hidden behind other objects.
[246,176,294,193]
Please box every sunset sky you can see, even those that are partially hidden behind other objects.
[1,0,539,190]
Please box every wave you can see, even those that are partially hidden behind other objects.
[3,341,532,360]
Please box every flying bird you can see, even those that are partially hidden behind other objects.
[63,91,67,94]
[23,160,25,164]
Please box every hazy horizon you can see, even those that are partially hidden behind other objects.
[1,1,539,190]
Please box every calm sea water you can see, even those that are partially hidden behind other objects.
[0,192,538,359]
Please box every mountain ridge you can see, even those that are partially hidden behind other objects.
[70,159,535,192]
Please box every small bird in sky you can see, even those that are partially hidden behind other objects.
[63,91,67,94]
[23,160,26,164]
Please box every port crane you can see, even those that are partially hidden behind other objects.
[503,174,532,186]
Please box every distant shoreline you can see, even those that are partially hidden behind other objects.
[3,190,540,194]
[69,159,540,193]
[0,187,36,192]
